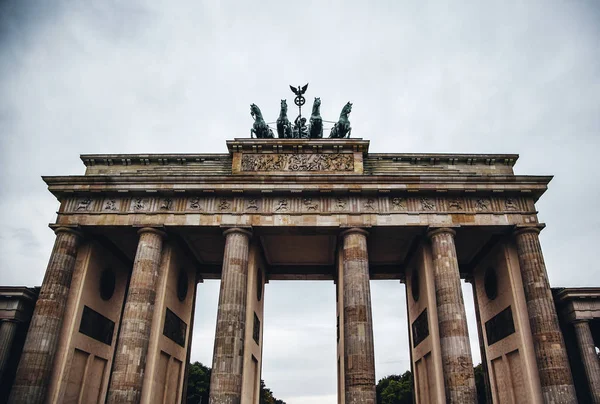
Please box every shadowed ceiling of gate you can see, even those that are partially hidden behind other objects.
[88,226,503,281]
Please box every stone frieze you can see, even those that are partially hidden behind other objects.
[64,195,533,215]
[240,153,354,172]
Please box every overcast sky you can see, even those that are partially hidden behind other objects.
[1,1,599,403]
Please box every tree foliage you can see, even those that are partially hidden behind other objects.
[259,379,286,404]
[474,363,488,404]
[376,365,489,404]
[376,371,414,404]
[186,362,286,404]
[186,362,211,404]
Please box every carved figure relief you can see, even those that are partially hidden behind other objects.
[246,198,259,211]
[391,197,406,211]
[218,199,231,211]
[132,198,146,211]
[303,198,318,211]
[104,199,118,211]
[505,198,518,211]
[448,199,463,210]
[421,198,435,211]
[189,197,202,210]
[76,197,92,211]
[475,198,490,211]
[159,198,173,210]
[275,199,288,212]
[335,198,347,210]
[241,153,353,172]
[364,198,376,211]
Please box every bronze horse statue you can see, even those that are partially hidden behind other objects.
[308,97,323,139]
[250,104,274,138]
[276,100,293,139]
[329,102,352,138]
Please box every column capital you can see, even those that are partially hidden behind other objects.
[137,227,167,238]
[340,227,369,238]
[222,227,253,238]
[426,226,456,239]
[513,224,545,237]
[51,226,84,239]
[572,318,590,325]
[0,318,20,324]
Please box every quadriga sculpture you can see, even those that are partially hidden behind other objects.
[250,104,274,139]
[329,102,352,139]
[309,97,323,139]
[276,100,293,139]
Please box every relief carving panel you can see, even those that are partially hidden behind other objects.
[241,153,354,172]
[65,195,532,215]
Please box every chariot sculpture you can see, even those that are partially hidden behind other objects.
[250,84,352,139]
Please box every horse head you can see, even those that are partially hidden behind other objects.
[312,97,321,115]
[279,99,288,117]
[250,104,263,120]
[341,102,352,116]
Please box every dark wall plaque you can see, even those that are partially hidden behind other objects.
[100,269,116,301]
[253,313,260,344]
[412,308,429,348]
[484,267,498,300]
[257,269,263,301]
[485,306,515,345]
[411,270,420,302]
[177,269,188,302]
[79,305,115,345]
[163,308,187,347]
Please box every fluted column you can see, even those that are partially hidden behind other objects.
[8,227,82,404]
[573,320,600,403]
[209,227,252,404]
[341,228,376,404]
[107,227,166,404]
[427,227,476,403]
[514,227,577,403]
[0,319,19,381]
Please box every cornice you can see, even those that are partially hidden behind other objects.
[43,173,552,201]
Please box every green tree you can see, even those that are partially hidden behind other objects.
[185,362,286,404]
[186,361,211,404]
[474,363,488,404]
[259,379,286,404]
[376,371,413,404]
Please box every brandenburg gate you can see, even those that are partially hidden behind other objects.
[5,95,587,403]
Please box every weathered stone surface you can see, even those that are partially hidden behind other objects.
[8,227,82,404]
[107,227,166,404]
[209,228,252,404]
[341,228,376,404]
[514,227,577,403]
[427,227,476,404]
[573,320,600,403]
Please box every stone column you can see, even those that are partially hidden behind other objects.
[340,228,376,404]
[209,227,252,404]
[427,227,476,403]
[8,227,82,404]
[573,320,600,403]
[0,319,19,381]
[513,227,577,403]
[107,227,166,404]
